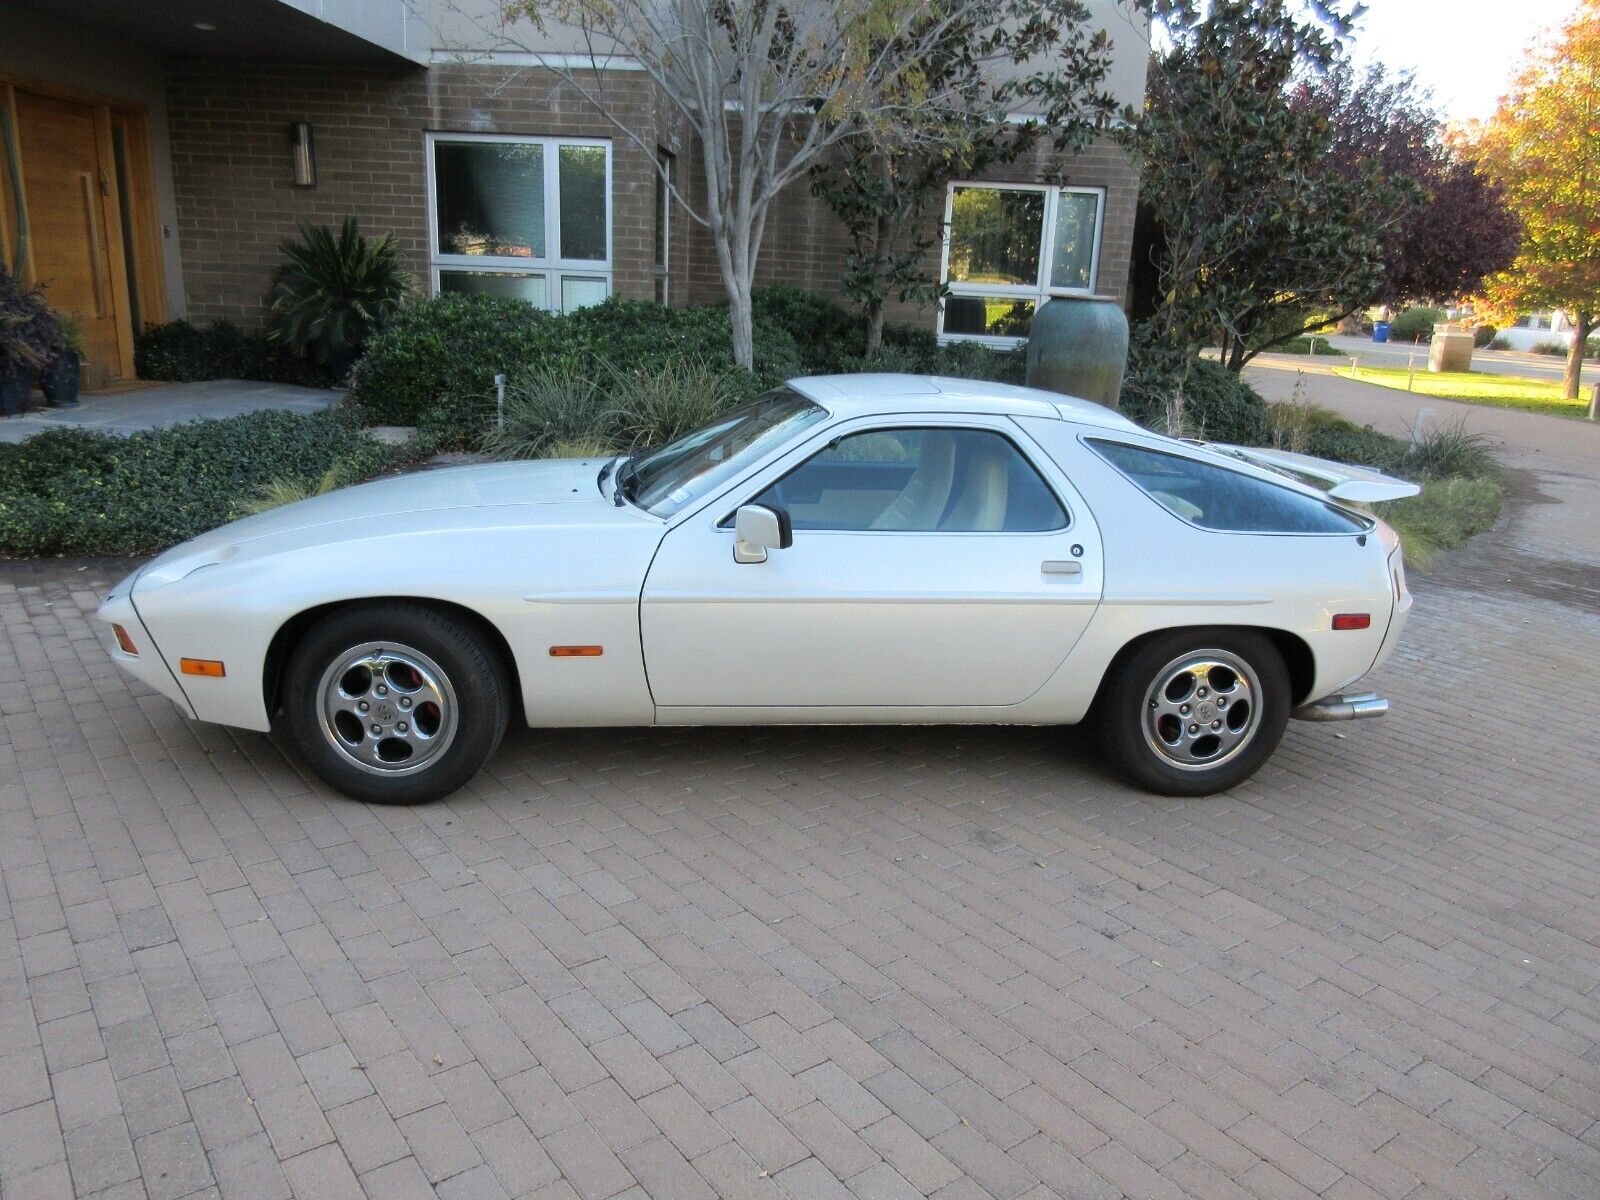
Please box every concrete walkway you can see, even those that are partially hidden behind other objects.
[1245,354,1600,569]
[0,380,339,444]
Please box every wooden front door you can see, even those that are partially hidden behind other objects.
[14,91,133,379]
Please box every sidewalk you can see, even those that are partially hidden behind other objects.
[0,380,339,444]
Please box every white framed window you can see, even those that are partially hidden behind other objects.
[426,132,612,312]
[937,182,1105,345]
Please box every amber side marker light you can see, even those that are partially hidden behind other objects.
[180,658,227,677]
[112,625,139,655]
[1332,614,1372,631]
[549,645,603,657]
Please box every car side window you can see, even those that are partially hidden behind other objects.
[753,427,1067,533]
[1087,439,1369,534]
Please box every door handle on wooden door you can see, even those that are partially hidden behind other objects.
[80,171,109,317]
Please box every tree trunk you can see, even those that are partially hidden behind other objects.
[865,300,885,355]
[728,275,755,372]
[1565,311,1591,402]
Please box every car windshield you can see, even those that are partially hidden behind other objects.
[622,389,827,518]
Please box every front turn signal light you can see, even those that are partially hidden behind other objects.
[180,658,226,678]
[112,624,138,655]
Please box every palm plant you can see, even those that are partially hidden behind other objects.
[268,217,411,380]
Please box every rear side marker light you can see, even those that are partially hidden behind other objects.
[112,624,139,655]
[1332,614,1372,631]
[549,645,603,657]
[180,658,226,677]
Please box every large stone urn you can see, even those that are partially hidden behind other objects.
[1025,295,1129,410]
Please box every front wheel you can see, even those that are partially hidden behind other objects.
[283,603,510,804]
[1094,629,1290,797]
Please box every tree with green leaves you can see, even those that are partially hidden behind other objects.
[1131,0,1407,376]
[807,0,1124,352]
[1476,0,1600,411]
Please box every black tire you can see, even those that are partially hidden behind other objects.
[283,603,510,804]
[1093,628,1291,797]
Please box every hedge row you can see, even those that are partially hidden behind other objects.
[135,320,332,387]
[345,287,1027,447]
[0,410,407,557]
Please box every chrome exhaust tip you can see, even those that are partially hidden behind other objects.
[1292,691,1390,722]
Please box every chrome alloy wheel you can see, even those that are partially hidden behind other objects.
[317,642,459,776]
[1141,649,1263,771]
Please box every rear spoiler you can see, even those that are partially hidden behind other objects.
[1201,442,1421,503]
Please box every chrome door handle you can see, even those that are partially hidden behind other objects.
[1042,560,1082,577]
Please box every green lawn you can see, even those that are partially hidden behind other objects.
[1333,365,1591,418]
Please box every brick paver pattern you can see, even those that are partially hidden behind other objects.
[2,458,1598,1198]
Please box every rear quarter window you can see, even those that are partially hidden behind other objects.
[1088,439,1369,534]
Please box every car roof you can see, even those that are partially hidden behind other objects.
[788,374,1141,432]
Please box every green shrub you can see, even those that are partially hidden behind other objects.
[564,299,804,385]
[1388,306,1443,343]
[269,217,412,378]
[1488,336,1512,351]
[480,368,608,460]
[1119,354,1270,444]
[849,338,1027,385]
[135,320,330,387]
[347,295,803,446]
[1472,324,1497,349]
[1530,340,1567,356]
[1401,417,1499,480]
[606,358,760,449]
[1273,334,1343,356]
[0,410,408,556]
[751,285,863,372]
[345,294,567,432]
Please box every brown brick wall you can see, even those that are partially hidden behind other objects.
[165,60,670,327]
[164,61,1139,337]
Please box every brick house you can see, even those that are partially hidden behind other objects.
[0,0,1149,387]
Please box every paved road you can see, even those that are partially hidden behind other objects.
[2,384,1598,1199]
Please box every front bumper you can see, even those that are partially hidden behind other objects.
[94,570,198,718]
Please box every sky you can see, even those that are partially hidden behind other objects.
[1348,0,1579,123]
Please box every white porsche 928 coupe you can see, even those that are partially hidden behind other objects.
[98,374,1416,804]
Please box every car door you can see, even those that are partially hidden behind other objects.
[640,416,1103,710]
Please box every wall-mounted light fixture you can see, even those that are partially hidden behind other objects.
[289,121,316,187]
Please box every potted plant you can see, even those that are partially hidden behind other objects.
[40,312,84,408]
[0,268,64,417]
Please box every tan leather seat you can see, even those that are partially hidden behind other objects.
[944,444,1009,531]
[870,433,957,530]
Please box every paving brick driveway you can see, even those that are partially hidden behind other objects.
[3,397,1598,1199]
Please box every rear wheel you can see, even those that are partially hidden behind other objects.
[1095,629,1290,796]
[283,604,509,804]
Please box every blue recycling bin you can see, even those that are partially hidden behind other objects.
[1372,322,1391,344]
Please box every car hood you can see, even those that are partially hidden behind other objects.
[138,457,625,588]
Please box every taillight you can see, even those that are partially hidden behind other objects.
[112,624,138,655]
[1332,614,1372,631]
